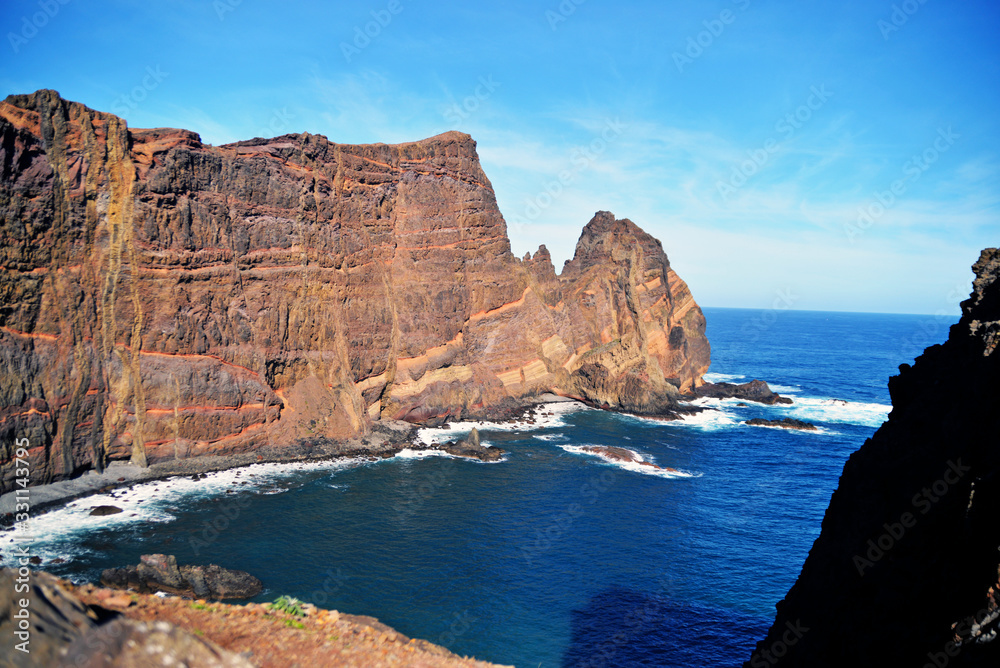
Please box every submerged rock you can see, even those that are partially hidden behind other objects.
[88,506,123,517]
[744,417,817,431]
[579,446,679,472]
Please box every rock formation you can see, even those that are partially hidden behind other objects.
[100,554,263,600]
[744,249,1000,667]
[744,417,816,431]
[579,445,680,472]
[440,427,505,462]
[0,90,709,491]
[697,379,792,405]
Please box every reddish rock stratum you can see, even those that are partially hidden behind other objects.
[0,90,709,490]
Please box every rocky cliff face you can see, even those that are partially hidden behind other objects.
[0,90,709,491]
[745,249,1000,667]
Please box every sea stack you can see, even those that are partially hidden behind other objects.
[0,90,709,492]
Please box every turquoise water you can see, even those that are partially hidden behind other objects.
[10,308,955,666]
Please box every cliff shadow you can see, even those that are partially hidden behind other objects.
[561,585,769,668]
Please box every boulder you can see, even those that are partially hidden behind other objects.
[101,554,262,600]
[88,506,123,517]
[697,379,793,405]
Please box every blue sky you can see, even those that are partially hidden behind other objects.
[2,0,998,315]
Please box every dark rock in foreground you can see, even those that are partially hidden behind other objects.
[745,417,817,431]
[0,568,100,668]
[744,249,1000,668]
[62,618,253,668]
[697,380,793,405]
[440,428,505,462]
[101,554,262,600]
[0,567,503,667]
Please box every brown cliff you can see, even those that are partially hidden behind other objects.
[744,249,1000,667]
[0,90,709,491]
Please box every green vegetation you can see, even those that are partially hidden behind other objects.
[269,595,306,617]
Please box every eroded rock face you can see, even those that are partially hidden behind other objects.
[0,90,709,490]
[744,249,1000,667]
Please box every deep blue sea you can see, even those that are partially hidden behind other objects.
[6,308,958,667]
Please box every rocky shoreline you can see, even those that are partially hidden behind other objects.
[1,382,796,530]
[0,394,562,527]
[1,383,793,528]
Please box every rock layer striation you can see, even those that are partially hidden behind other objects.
[0,90,709,490]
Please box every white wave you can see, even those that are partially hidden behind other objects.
[702,372,747,384]
[394,448,462,460]
[767,384,802,395]
[0,458,367,566]
[743,421,839,436]
[781,396,891,428]
[670,397,741,431]
[613,397,742,432]
[532,433,568,442]
[559,445,699,479]
[691,385,887,430]
[415,400,589,446]
[393,447,507,464]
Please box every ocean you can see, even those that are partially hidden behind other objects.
[4,307,956,667]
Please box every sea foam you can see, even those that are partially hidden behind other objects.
[702,372,748,384]
[0,458,367,566]
[781,396,891,428]
[415,400,589,446]
[559,444,700,479]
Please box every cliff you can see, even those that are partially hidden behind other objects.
[0,568,509,667]
[0,90,709,491]
[745,249,1000,667]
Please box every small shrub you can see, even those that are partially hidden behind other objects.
[269,595,305,617]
